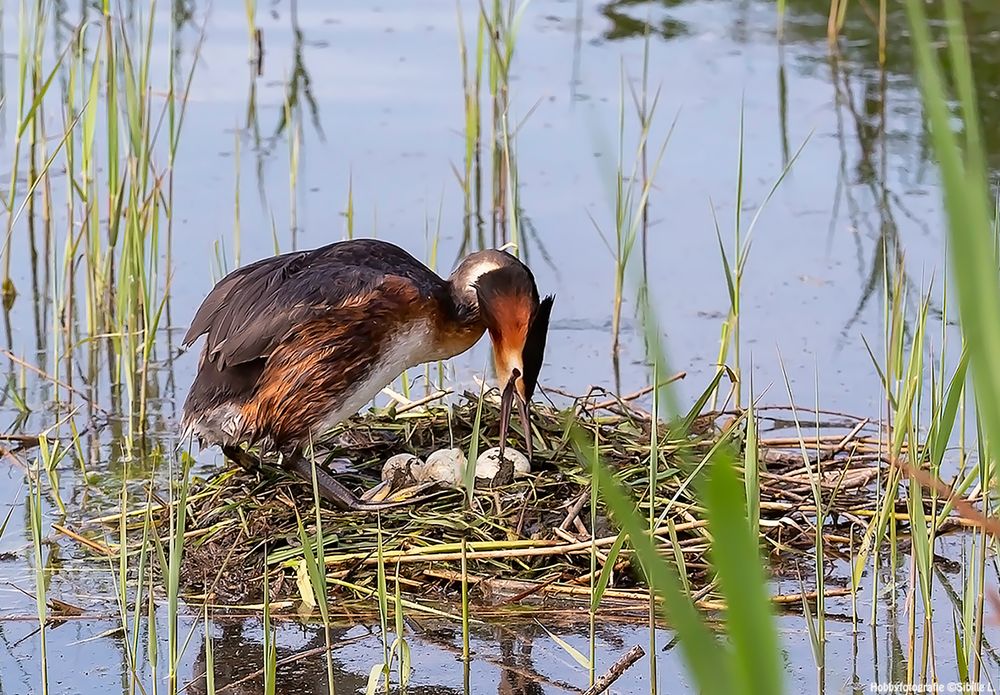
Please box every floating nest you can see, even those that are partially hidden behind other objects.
[151,383,915,618]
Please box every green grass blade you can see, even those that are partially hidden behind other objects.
[953,614,970,684]
[666,518,689,595]
[702,450,783,695]
[678,367,728,434]
[590,530,627,613]
[585,436,734,694]
[903,0,1000,442]
[744,381,760,537]
[465,372,488,503]
[537,622,590,669]
[0,485,20,539]
[204,605,215,695]
[929,347,969,470]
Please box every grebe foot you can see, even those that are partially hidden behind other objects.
[222,445,262,471]
[284,453,445,512]
[361,479,441,504]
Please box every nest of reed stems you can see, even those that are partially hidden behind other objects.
[128,384,914,617]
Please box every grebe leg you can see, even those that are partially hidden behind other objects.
[222,444,361,508]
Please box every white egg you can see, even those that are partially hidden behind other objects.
[418,448,467,487]
[381,453,423,484]
[474,453,501,480]
[476,447,530,479]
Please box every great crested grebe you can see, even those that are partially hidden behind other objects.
[181,238,553,511]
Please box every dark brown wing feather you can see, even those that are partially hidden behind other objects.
[183,239,443,370]
[240,275,426,445]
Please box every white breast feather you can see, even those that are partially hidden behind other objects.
[311,319,436,439]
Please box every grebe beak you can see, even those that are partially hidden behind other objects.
[498,368,534,460]
[494,295,553,460]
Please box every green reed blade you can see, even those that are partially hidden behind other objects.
[581,430,735,694]
[744,379,760,538]
[904,0,999,440]
[702,449,783,695]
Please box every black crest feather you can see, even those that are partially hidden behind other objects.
[521,295,553,401]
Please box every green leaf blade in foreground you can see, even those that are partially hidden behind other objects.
[703,450,784,695]
[904,0,1000,445]
[587,440,734,694]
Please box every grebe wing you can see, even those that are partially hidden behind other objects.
[183,241,436,369]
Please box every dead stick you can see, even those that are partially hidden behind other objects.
[393,389,453,415]
[834,418,870,451]
[1,447,30,473]
[888,458,1000,536]
[427,569,851,607]
[591,372,687,410]
[760,435,849,445]
[325,519,711,567]
[850,509,983,529]
[770,587,853,604]
[582,644,645,695]
[2,349,97,406]
[559,491,590,531]
[0,434,42,444]
[52,524,115,556]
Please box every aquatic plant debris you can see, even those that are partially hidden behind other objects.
[74,387,961,615]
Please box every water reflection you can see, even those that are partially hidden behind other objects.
[186,622,376,695]
[600,0,691,40]
[184,620,572,694]
[242,0,325,251]
[272,0,324,143]
[599,0,986,346]
[599,0,1000,171]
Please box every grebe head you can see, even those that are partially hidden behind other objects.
[449,250,554,457]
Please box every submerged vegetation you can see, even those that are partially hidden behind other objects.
[1,0,1000,694]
